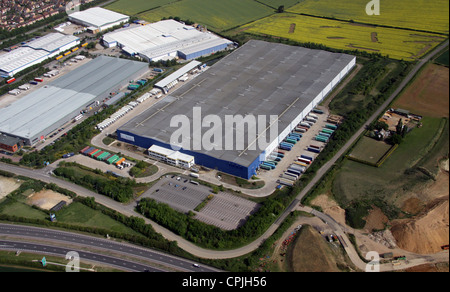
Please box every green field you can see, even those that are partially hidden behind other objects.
[56,202,141,234]
[137,0,275,31]
[435,49,449,66]
[106,0,179,16]
[348,136,393,165]
[287,0,450,34]
[241,13,446,60]
[332,117,448,207]
[256,0,302,9]
[0,198,140,235]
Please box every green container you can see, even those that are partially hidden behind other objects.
[91,150,101,157]
[98,152,110,160]
[107,155,119,164]
[322,128,334,134]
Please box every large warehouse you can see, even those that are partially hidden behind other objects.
[0,33,80,77]
[68,7,130,33]
[0,56,148,146]
[102,19,233,62]
[117,40,356,179]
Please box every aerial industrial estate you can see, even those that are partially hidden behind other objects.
[0,1,448,276]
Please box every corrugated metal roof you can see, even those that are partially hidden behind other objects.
[155,60,201,88]
[0,56,148,140]
[120,40,356,167]
[103,20,231,60]
[68,7,129,29]
[0,47,48,74]
[23,33,79,53]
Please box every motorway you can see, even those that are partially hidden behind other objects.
[0,40,448,272]
[0,223,220,272]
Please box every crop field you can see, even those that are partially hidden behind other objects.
[242,13,446,60]
[106,0,179,16]
[348,136,393,165]
[393,63,449,118]
[137,0,275,31]
[287,0,449,34]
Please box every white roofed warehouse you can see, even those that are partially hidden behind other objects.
[0,56,149,146]
[0,33,80,77]
[102,20,233,62]
[68,7,130,33]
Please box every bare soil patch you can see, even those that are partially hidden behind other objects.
[390,196,449,254]
[26,189,72,211]
[404,262,449,272]
[371,32,378,42]
[288,23,296,34]
[0,177,21,200]
[311,192,346,226]
[363,206,389,232]
[288,225,354,272]
[393,64,449,118]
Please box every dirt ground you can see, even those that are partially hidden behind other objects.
[390,195,449,254]
[311,192,346,227]
[392,63,449,118]
[310,166,449,256]
[26,189,72,210]
[0,176,21,200]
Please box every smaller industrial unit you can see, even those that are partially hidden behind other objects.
[0,33,80,77]
[0,56,149,146]
[102,19,233,62]
[117,40,356,179]
[67,7,130,33]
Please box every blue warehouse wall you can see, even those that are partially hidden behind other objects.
[117,129,260,179]
[178,43,229,60]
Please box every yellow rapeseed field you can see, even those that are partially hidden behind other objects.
[287,0,449,34]
[243,14,446,60]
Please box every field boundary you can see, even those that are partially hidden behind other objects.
[347,143,398,168]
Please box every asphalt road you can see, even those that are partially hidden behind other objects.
[0,240,162,272]
[0,223,220,272]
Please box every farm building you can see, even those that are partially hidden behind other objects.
[68,7,130,33]
[0,33,80,77]
[117,40,356,179]
[102,19,233,62]
[0,56,148,146]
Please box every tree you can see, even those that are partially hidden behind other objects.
[277,5,285,13]
[396,119,404,135]
[388,133,403,145]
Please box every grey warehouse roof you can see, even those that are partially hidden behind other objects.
[119,40,355,167]
[0,56,148,142]
[23,33,80,53]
